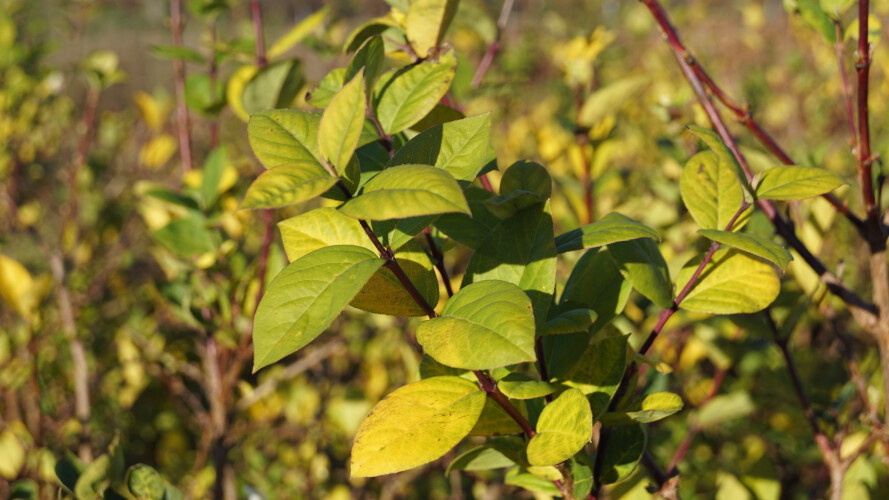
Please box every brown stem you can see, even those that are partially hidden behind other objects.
[471,0,514,88]
[209,19,219,149]
[424,228,454,297]
[170,0,193,173]
[834,21,858,147]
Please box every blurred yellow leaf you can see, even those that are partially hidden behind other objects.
[0,254,38,319]
[0,429,25,479]
[139,134,177,169]
[227,65,259,122]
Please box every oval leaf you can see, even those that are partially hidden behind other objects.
[241,161,336,209]
[625,392,684,424]
[681,151,751,230]
[526,389,592,466]
[339,164,470,220]
[417,280,536,370]
[375,52,456,134]
[405,0,459,57]
[279,208,375,261]
[555,212,659,253]
[388,113,492,181]
[319,71,366,174]
[350,376,485,477]
[607,238,673,309]
[676,248,780,314]
[755,166,846,200]
[253,245,384,371]
[248,110,322,169]
[498,373,557,400]
[698,229,793,268]
[349,239,439,317]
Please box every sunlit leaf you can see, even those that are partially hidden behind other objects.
[498,373,557,400]
[675,249,780,314]
[754,166,846,200]
[319,71,366,174]
[698,229,793,268]
[405,0,459,57]
[339,165,470,220]
[526,389,592,466]
[389,113,492,181]
[350,376,485,477]
[375,51,456,134]
[625,392,684,423]
[248,110,322,169]
[267,7,329,59]
[253,245,384,371]
[417,280,536,370]
[241,161,336,209]
[541,309,598,335]
[607,238,673,309]
[681,151,750,231]
[555,212,659,253]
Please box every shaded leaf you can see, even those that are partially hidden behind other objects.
[555,212,659,253]
[596,424,646,485]
[560,247,631,334]
[498,373,557,400]
[541,309,598,336]
[242,60,304,115]
[446,446,515,475]
[388,113,492,181]
[698,229,793,268]
[607,238,673,309]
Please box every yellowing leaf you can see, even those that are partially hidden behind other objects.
[0,254,37,319]
[350,376,485,477]
[405,0,459,57]
[227,65,259,122]
[375,52,456,134]
[526,389,592,466]
[676,249,780,314]
[240,161,336,210]
[755,166,847,200]
[319,71,366,174]
[267,7,329,59]
[339,165,470,220]
[681,151,751,230]
[139,134,177,170]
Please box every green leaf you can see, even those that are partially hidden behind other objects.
[577,77,647,126]
[526,389,592,466]
[596,424,646,485]
[350,376,486,477]
[498,373,557,400]
[319,71,366,174]
[152,215,216,257]
[796,0,837,43]
[500,161,552,200]
[696,391,755,429]
[698,229,793,268]
[542,309,598,336]
[410,104,466,132]
[345,36,385,95]
[469,397,525,436]
[675,248,780,314]
[240,161,336,209]
[505,467,561,496]
[755,166,846,200]
[248,110,322,169]
[371,215,439,251]
[434,187,501,249]
[405,0,459,57]
[279,208,375,261]
[126,465,165,500]
[462,203,557,329]
[570,457,595,499]
[625,392,684,423]
[185,74,225,115]
[375,51,456,134]
[344,17,396,53]
[200,145,229,209]
[253,245,384,371]
[560,247,631,334]
[242,60,304,115]
[686,125,751,196]
[74,454,112,499]
[417,280,536,370]
[607,238,673,309]
[550,331,628,417]
[339,165,470,220]
[307,68,345,108]
[447,445,516,474]
[681,151,751,230]
[267,7,329,59]
[555,212,659,253]
[388,113,492,181]
[149,44,205,63]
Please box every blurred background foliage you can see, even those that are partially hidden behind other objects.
[1,0,889,498]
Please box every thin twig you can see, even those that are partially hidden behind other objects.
[170,0,193,173]
[424,228,454,297]
[471,0,514,88]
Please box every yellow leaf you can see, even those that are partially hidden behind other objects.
[0,254,37,319]
[139,134,177,169]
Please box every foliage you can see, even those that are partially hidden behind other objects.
[2,0,889,499]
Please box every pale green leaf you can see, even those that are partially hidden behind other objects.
[345,36,385,95]
[796,0,836,43]
[308,68,345,108]
[152,214,216,257]
[755,166,846,200]
[498,373,556,400]
[607,238,673,309]
[446,446,515,475]
[527,389,592,466]
[697,391,755,429]
[339,164,470,220]
[248,110,322,169]
[505,467,561,496]
[242,60,304,114]
[405,0,459,57]
[350,376,485,477]
[676,249,780,314]
[625,392,684,423]
[375,51,456,134]
[555,212,659,253]
[417,280,536,370]
[253,245,384,371]
[681,151,751,230]
[126,465,165,500]
[698,229,793,268]
[319,71,366,174]
[578,77,647,127]
[278,208,375,262]
[388,113,492,181]
[686,125,751,196]
[200,145,229,209]
[241,161,336,209]
[596,424,646,485]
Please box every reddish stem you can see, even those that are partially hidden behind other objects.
[170,0,193,173]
